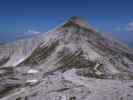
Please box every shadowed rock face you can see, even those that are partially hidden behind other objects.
[0,16,133,100]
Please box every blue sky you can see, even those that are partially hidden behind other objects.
[0,0,133,47]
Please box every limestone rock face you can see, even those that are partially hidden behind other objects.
[0,17,133,100]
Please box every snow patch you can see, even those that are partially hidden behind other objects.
[27,69,39,74]
[26,79,39,83]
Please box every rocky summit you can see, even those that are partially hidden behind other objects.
[0,16,133,100]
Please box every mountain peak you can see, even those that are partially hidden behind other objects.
[0,17,133,100]
[57,16,95,33]
[67,16,90,28]
[69,16,84,21]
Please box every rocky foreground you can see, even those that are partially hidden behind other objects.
[0,68,133,100]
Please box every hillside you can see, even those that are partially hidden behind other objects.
[0,16,133,100]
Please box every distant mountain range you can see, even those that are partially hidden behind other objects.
[0,16,133,100]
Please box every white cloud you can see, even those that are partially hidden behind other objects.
[115,21,133,32]
[128,22,133,27]
[126,22,133,31]
[27,30,41,35]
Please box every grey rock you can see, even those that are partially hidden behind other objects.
[0,16,133,100]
